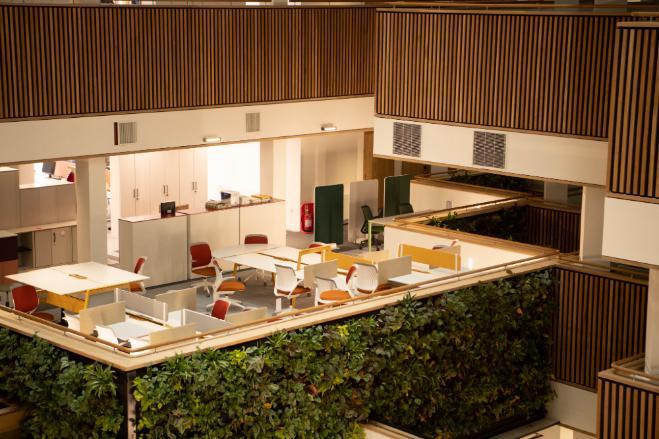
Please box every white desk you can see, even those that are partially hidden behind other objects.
[388,266,466,286]
[223,253,304,279]
[108,319,161,340]
[367,210,435,251]
[7,262,148,313]
[258,246,323,266]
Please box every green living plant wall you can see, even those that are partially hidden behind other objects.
[429,207,529,242]
[0,329,123,438]
[134,271,555,438]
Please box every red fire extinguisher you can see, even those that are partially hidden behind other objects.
[301,203,314,234]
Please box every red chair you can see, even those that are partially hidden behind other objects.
[346,265,357,288]
[211,299,231,320]
[308,242,325,248]
[244,234,268,245]
[11,285,54,322]
[129,256,147,294]
[190,242,215,296]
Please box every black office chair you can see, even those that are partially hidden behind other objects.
[359,205,384,250]
[398,203,414,215]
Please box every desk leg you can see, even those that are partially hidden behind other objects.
[234,264,239,281]
[367,222,373,252]
[83,291,91,309]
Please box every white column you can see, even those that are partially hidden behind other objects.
[75,157,107,263]
[646,269,659,375]
[579,186,606,261]
[544,181,569,204]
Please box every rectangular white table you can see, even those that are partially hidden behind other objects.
[258,246,323,266]
[7,262,148,313]
[211,244,277,260]
[388,266,467,286]
[222,253,304,279]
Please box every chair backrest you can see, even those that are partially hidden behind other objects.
[308,242,325,248]
[354,263,379,293]
[211,258,225,292]
[346,264,358,285]
[244,234,268,244]
[210,299,231,320]
[398,202,414,214]
[11,285,39,314]
[134,257,147,274]
[274,264,298,294]
[315,277,338,293]
[190,242,212,268]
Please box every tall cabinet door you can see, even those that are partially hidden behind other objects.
[133,152,151,216]
[178,149,195,210]
[163,150,180,204]
[193,148,208,209]
[118,154,137,218]
[33,230,53,268]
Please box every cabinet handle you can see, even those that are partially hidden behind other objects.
[136,188,140,200]
[133,188,137,199]
[163,185,166,195]
[53,232,56,244]
[193,181,197,192]
[166,185,169,197]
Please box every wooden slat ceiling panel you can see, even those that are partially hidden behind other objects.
[553,266,648,391]
[608,25,659,201]
[0,5,375,121]
[375,11,627,139]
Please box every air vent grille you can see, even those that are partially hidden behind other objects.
[392,122,421,157]
[473,131,506,169]
[245,112,260,133]
[113,122,137,145]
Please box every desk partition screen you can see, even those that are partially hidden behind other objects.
[314,184,344,245]
[384,175,412,217]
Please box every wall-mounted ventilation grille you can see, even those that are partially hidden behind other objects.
[245,112,261,133]
[392,122,421,157]
[113,122,137,145]
[473,131,506,168]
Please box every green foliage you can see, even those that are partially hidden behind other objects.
[448,171,532,193]
[134,271,554,439]
[0,330,123,438]
[428,207,528,242]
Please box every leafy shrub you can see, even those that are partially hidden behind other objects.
[428,207,528,242]
[134,271,554,438]
[448,171,532,193]
[0,330,123,438]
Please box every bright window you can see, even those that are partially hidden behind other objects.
[206,142,260,199]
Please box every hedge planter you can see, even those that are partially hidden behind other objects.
[134,271,555,439]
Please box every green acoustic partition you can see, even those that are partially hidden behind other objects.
[384,174,412,217]
[314,184,344,245]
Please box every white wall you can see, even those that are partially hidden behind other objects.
[0,97,374,165]
[410,181,512,212]
[300,131,364,218]
[373,117,608,186]
[383,226,535,271]
[602,196,659,267]
[206,142,260,198]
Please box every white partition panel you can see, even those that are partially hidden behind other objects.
[348,179,378,243]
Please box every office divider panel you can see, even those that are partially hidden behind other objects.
[314,184,344,245]
[384,175,411,217]
[348,180,378,243]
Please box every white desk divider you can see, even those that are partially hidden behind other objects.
[149,323,197,345]
[79,301,126,335]
[182,309,233,333]
[114,289,168,322]
[225,307,269,326]
[154,287,197,312]
[377,256,412,285]
[348,179,378,243]
[303,260,338,289]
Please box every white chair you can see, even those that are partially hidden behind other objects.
[211,259,247,302]
[315,277,353,306]
[352,263,391,295]
[273,264,310,313]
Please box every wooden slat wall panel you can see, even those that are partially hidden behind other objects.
[552,267,647,390]
[608,24,659,201]
[598,376,659,439]
[376,11,627,139]
[0,6,375,120]
[526,205,581,253]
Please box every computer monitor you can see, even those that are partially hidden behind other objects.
[41,161,56,175]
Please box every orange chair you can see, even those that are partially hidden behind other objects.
[11,285,54,322]
[129,256,147,294]
[211,299,231,320]
[211,258,246,301]
[190,242,215,296]
[308,242,325,248]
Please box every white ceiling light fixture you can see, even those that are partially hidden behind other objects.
[203,136,222,144]
[321,124,337,132]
